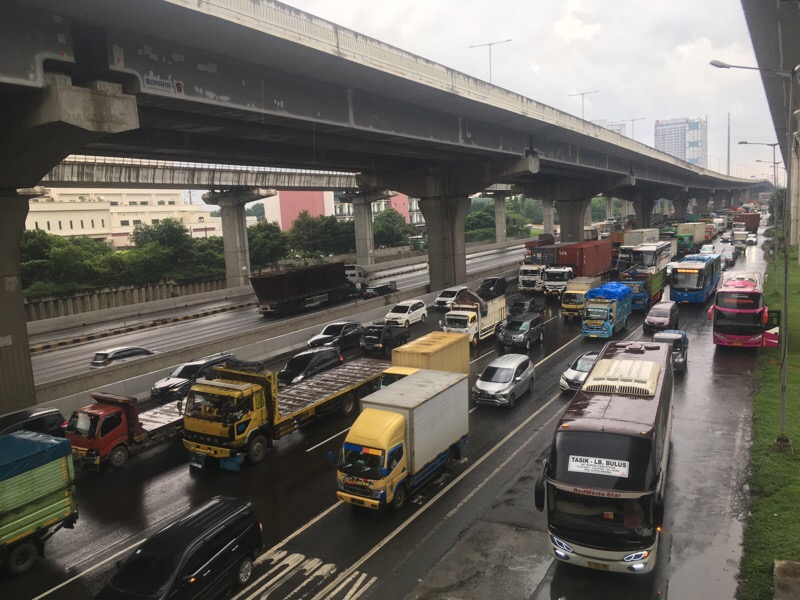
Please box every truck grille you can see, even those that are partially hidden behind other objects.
[184,429,233,446]
[343,484,370,496]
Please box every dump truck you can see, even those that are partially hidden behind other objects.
[335,369,469,510]
[560,276,602,320]
[618,267,668,311]
[581,282,633,339]
[734,212,760,233]
[379,331,471,387]
[65,393,184,470]
[183,358,387,471]
[441,288,506,346]
[250,262,354,317]
[0,432,78,576]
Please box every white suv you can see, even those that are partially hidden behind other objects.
[385,299,427,327]
[433,286,468,311]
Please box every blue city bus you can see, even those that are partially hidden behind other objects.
[669,254,721,303]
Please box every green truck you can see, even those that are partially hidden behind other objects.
[0,431,78,575]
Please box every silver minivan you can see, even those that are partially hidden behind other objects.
[472,354,535,408]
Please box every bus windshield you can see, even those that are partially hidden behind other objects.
[671,269,703,290]
[547,488,656,550]
[716,291,763,310]
[713,308,764,334]
[631,250,655,267]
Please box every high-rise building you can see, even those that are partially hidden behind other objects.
[654,118,708,167]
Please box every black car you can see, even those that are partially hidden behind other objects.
[477,277,508,300]
[721,249,736,270]
[277,346,343,385]
[97,497,263,600]
[497,312,544,353]
[508,297,543,317]
[0,406,66,437]
[643,301,680,334]
[307,321,363,349]
[151,353,234,404]
[360,322,411,356]
[362,284,394,299]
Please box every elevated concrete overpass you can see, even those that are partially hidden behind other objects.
[0,0,765,412]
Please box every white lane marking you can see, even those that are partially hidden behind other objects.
[32,540,146,600]
[306,428,351,453]
[308,391,563,600]
[254,502,342,566]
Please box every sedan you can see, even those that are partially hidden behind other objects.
[720,232,732,243]
[559,351,599,393]
[307,321,363,349]
[90,346,154,369]
[385,299,427,328]
[362,284,394,299]
[277,346,343,385]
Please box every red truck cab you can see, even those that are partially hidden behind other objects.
[65,393,144,469]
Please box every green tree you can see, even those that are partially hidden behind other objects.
[288,211,321,253]
[130,218,193,261]
[373,208,409,247]
[245,202,265,219]
[20,229,54,261]
[506,213,530,237]
[190,237,225,274]
[465,210,495,231]
[249,221,288,267]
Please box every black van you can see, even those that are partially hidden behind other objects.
[97,497,263,600]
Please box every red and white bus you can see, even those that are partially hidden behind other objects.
[708,272,769,347]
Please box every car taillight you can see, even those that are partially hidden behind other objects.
[258,520,263,532]
[60,421,68,429]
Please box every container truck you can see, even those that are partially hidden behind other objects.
[334,369,469,510]
[734,213,760,233]
[676,223,706,254]
[518,263,546,293]
[441,288,506,346]
[732,221,746,233]
[618,267,668,311]
[380,331,470,382]
[66,393,184,470]
[713,217,726,233]
[556,239,613,278]
[733,230,749,252]
[522,234,555,261]
[250,262,354,317]
[581,282,633,339]
[183,358,387,471]
[622,228,660,247]
[0,432,78,576]
[560,276,602,320]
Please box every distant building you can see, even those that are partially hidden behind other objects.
[25,188,215,248]
[654,118,708,167]
[591,119,627,136]
[333,192,425,228]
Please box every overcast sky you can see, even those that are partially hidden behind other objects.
[282,0,781,184]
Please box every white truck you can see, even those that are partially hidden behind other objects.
[518,264,546,293]
[713,217,726,233]
[441,288,506,346]
[733,230,749,252]
[543,266,574,297]
[623,228,660,247]
[335,369,469,510]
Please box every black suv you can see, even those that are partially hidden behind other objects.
[477,277,507,300]
[151,353,234,404]
[307,321,363,350]
[508,297,543,317]
[97,497,263,600]
[360,322,411,356]
[496,312,544,353]
[0,406,66,437]
[277,346,343,385]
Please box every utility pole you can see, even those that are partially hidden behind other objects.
[468,39,512,84]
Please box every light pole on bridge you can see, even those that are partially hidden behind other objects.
[566,90,599,120]
[468,39,512,84]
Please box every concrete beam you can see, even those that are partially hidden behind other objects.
[203,188,276,287]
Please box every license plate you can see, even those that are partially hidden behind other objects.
[587,561,608,571]
[590,334,597,338]
[351,498,364,506]
[733,342,742,346]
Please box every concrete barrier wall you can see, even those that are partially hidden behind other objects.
[33,266,519,416]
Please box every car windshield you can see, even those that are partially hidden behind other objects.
[321,324,346,335]
[573,354,597,372]
[648,308,671,318]
[505,320,530,332]
[480,366,513,383]
[285,354,314,372]
[66,412,98,438]
[111,545,179,596]
[390,305,410,314]
[169,364,202,379]
[439,290,458,298]
[362,327,384,340]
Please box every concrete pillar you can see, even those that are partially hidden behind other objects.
[555,199,592,242]
[605,197,614,220]
[695,197,710,215]
[494,196,507,244]
[419,196,470,290]
[0,192,37,413]
[633,198,656,229]
[351,197,375,266]
[673,198,689,220]
[542,198,555,235]
[203,188,276,288]
[584,202,593,227]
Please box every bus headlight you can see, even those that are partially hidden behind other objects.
[623,550,649,562]
[550,535,573,553]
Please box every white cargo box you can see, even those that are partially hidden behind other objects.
[360,369,468,474]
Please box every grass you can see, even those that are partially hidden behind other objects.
[737,245,800,599]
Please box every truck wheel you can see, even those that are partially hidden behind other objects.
[235,555,254,587]
[6,541,37,576]
[247,435,268,465]
[108,445,129,469]
[383,345,392,357]
[538,330,544,343]
[341,393,356,417]
[392,484,408,511]
[445,446,460,470]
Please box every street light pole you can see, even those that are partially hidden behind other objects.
[468,39,512,84]
[616,117,646,140]
[567,90,599,120]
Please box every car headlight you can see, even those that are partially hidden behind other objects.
[623,550,649,562]
[559,376,568,385]
[674,357,685,363]
[291,375,305,384]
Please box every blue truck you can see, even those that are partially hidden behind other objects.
[581,282,633,339]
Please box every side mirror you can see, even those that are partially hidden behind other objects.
[438,320,443,328]
[534,477,545,511]
[327,450,334,463]
[380,468,390,478]
[762,310,769,325]
[707,306,713,321]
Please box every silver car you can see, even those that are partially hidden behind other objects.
[559,350,599,392]
[472,354,535,408]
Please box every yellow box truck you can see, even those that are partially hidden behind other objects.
[379,331,470,387]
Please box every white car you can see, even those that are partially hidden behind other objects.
[746,233,758,245]
[699,244,716,255]
[433,285,468,311]
[559,350,599,393]
[385,299,427,327]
